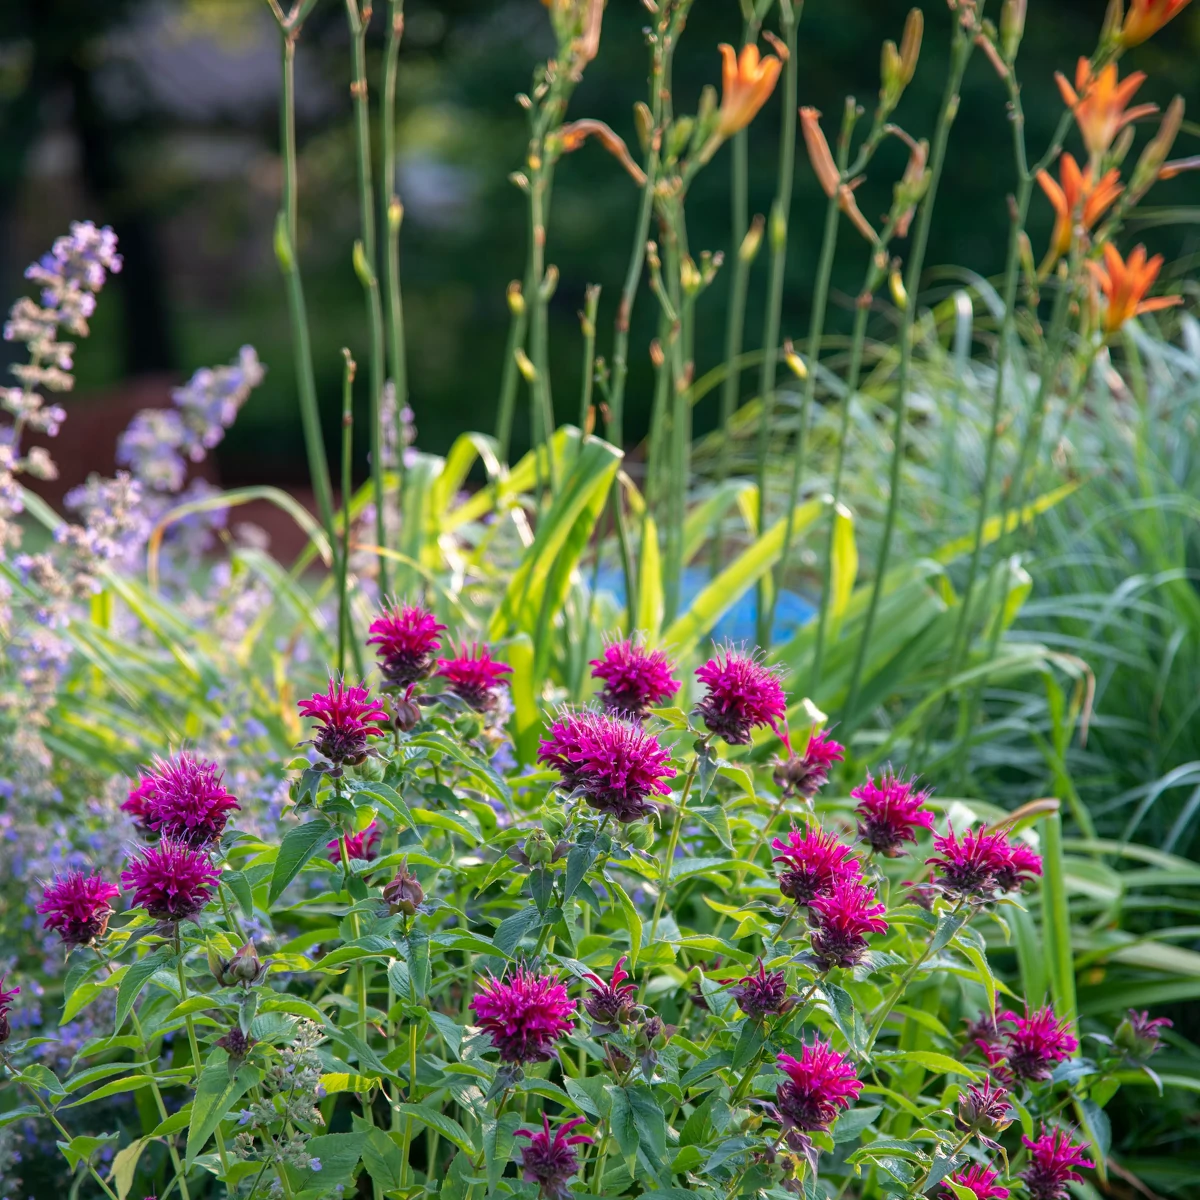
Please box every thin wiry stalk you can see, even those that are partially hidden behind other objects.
[842,13,976,728]
[381,0,410,506]
[270,15,335,540]
[338,350,355,675]
[345,0,389,594]
[753,0,799,648]
[578,284,601,432]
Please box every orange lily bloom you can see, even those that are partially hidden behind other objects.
[1055,59,1158,160]
[1035,153,1122,266]
[717,43,783,137]
[1121,0,1194,46]
[1087,243,1182,333]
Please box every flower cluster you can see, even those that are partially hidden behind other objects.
[773,1039,862,1133]
[37,872,120,946]
[327,823,381,864]
[120,839,220,923]
[122,753,240,848]
[771,825,860,905]
[984,1007,1079,1083]
[582,956,640,1031]
[808,876,889,970]
[926,826,1041,900]
[589,639,681,719]
[1021,1126,1093,1200]
[538,710,676,822]
[941,1165,1009,1200]
[731,961,790,1019]
[471,968,576,1064]
[0,978,19,1044]
[368,602,446,687]
[694,648,788,745]
[515,1115,593,1200]
[773,728,844,798]
[435,643,512,712]
[298,677,388,768]
[851,770,933,856]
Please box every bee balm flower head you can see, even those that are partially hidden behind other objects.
[771,825,860,905]
[589,639,680,720]
[133,753,240,848]
[999,1005,1078,1082]
[1115,1008,1172,1059]
[939,1165,1010,1200]
[773,728,844,798]
[537,710,676,822]
[695,647,788,746]
[926,825,1014,900]
[1020,1126,1093,1200]
[731,960,791,1019]
[326,822,381,864]
[0,978,18,1044]
[774,1039,862,1132]
[515,1115,594,1200]
[851,770,934,856]
[470,967,576,1064]
[809,876,889,969]
[298,677,388,767]
[367,602,446,687]
[120,839,219,923]
[38,871,121,946]
[582,956,640,1030]
[435,642,512,712]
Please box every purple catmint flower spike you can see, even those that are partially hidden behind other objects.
[37,871,121,946]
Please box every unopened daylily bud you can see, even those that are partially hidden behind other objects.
[1018,231,1037,290]
[1000,0,1026,61]
[769,200,787,251]
[696,84,718,132]
[1130,96,1184,201]
[539,264,559,302]
[666,116,695,162]
[649,339,665,369]
[899,9,923,82]
[515,349,538,382]
[889,269,907,307]
[388,197,404,232]
[880,9,923,110]
[506,280,525,316]
[382,858,424,916]
[680,255,702,295]
[783,341,808,379]
[801,107,839,199]
[739,214,765,262]
[893,138,930,237]
[633,101,654,155]
[554,119,647,185]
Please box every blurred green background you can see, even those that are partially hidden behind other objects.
[2,0,1197,486]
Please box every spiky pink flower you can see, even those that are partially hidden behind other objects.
[37,871,121,946]
[851,770,934,856]
[774,729,845,798]
[589,639,681,720]
[771,825,861,905]
[694,648,788,746]
[120,839,219,923]
[731,960,790,1019]
[940,1164,1009,1200]
[774,1039,862,1132]
[998,1006,1078,1082]
[515,1114,594,1200]
[132,753,240,848]
[470,968,576,1064]
[298,677,388,766]
[582,956,640,1029]
[1020,1127,1093,1200]
[0,977,19,1043]
[809,876,889,969]
[121,775,159,831]
[367,603,446,687]
[957,1079,1013,1138]
[327,822,381,864]
[925,826,1014,899]
[435,643,512,712]
[537,710,676,822]
[1116,1008,1172,1059]
[991,841,1042,894]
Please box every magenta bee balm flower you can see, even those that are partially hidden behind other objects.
[991,840,1042,894]
[120,839,219,923]
[327,822,381,864]
[1020,1127,1093,1200]
[809,876,889,969]
[997,1006,1078,1082]
[132,753,240,848]
[925,826,1014,900]
[774,1039,862,1132]
[940,1164,1010,1200]
[851,770,934,856]
[367,603,446,687]
[121,775,159,831]
[0,977,18,1044]
[582,956,640,1030]
[38,871,121,946]
[470,968,576,1064]
[589,639,681,720]
[298,677,388,767]
[515,1114,594,1200]
[435,643,512,712]
[731,960,791,1019]
[773,728,844,798]
[694,647,788,745]
[537,710,676,822]
[771,825,861,905]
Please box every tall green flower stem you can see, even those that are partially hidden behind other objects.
[267,0,336,542]
[577,283,601,432]
[753,0,799,650]
[338,350,355,674]
[381,0,409,501]
[764,98,856,647]
[345,0,389,594]
[842,10,977,727]
[494,282,527,465]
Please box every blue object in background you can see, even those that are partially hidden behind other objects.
[594,567,815,646]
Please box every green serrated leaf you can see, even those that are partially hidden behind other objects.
[186,1055,262,1167]
[115,948,171,1035]
[395,1103,475,1154]
[268,818,334,904]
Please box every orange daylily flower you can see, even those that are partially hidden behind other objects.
[1035,153,1122,266]
[717,43,784,137]
[1087,243,1182,333]
[1055,59,1158,160]
[1120,0,1194,47]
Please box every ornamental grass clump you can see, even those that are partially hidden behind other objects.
[0,0,1195,1194]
